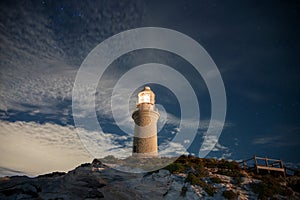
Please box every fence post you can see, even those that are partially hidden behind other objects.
[265,157,270,174]
[254,155,259,174]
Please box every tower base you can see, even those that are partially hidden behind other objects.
[132,151,158,158]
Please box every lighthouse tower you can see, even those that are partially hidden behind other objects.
[132,86,160,158]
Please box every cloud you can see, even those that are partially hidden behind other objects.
[0,167,26,177]
[198,134,232,159]
[200,135,219,152]
[0,60,76,114]
[234,138,239,146]
[184,139,190,144]
[0,120,134,176]
[285,162,300,170]
[0,120,199,176]
[164,113,233,158]
[253,136,281,145]
[159,142,188,157]
[173,127,180,132]
[0,1,144,116]
[166,113,232,131]
[252,129,300,147]
[237,89,268,103]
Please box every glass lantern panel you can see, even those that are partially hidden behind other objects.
[138,92,150,104]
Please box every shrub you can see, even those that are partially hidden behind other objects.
[217,160,240,170]
[250,175,291,199]
[203,158,219,168]
[210,177,223,183]
[222,190,237,200]
[185,173,216,196]
[204,185,217,196]
[37,171,66,178]
[185,172,202,185]
[164,163,186,174]
[176,155,189,164]
[180,186,188,197]
[80,163,91,167]
[216,168,244,186]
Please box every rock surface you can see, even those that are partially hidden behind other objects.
[0,159,298,199]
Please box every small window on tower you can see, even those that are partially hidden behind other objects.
[138,92,150,104]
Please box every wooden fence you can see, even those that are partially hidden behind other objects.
[239,155,286,177]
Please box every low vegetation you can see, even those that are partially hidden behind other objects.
[222,190,237,199]
[163,155,299,198]
[163,155,243,196]
[100,155,300,198]
[185,172,216,196]
[250,175,293,199]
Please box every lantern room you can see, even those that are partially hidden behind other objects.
[137,86,155,106]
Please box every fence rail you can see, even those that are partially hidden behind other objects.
[239,155,286,177]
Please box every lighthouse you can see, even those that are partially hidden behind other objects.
[132,86,160,158]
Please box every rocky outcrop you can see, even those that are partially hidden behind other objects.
[0,160,187,200]
[0,159,299,199]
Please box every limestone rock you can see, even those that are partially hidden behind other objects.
[0,160,298,199]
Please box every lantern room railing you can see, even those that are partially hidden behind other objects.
[137,103,158,112]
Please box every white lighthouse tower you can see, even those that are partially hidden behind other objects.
[132,86,160,158]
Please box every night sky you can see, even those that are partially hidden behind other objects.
[0,0,300,176]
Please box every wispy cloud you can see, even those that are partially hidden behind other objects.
[0,1,144,116]
[253,135,282,145]
[252,126,300,147]
[0,120,203,176]
[0,167,27,177]
[235,88,269,103]
[166,113,233,157]
[252,134,299,147]
[159,142,188,157]
[0,121,133,176]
